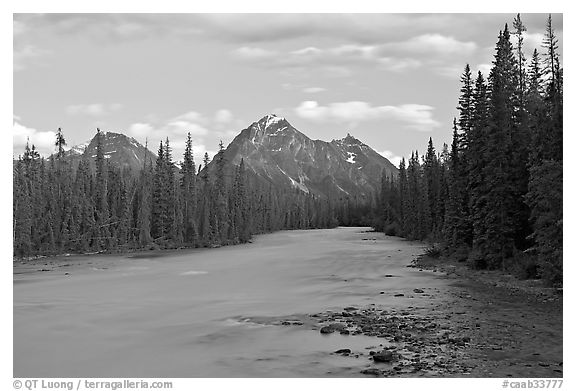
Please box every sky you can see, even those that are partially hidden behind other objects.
[13,13,563,166]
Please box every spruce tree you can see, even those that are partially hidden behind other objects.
[181,133,198,245]
[94,129,110,250]
[137,139,153,247]
[151,140,167,240]
[525,15,563,284]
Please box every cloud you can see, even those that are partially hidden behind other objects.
[14,14,562,48]
[66,103,123,116]
[128,123,154,139]
[14,14,174,44]
[476,63,493,76]
[380,34,477,56]
[233,46,278,60]
[294,101,440,132]
[191,144,218,166]
[182,14,513,44]
[377,57,422,72]
[521,32,546,54]
[13,120,57,157]
[13,19,27,36]
[302,87,326,94]
[379,150,403,168]
[232,43,422,74]
[231,34,475,77]
[214,109,234,125]
[127,109,243,163]
[164,120,209,137]
[13,44,49,72]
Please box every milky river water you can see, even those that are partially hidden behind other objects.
[14,227,448,377]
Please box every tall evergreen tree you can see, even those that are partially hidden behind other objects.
[181,133,198,245]
[137,139,153,247]
[55,127,66,159]
[94,128,110,249]
[525,15,563,285]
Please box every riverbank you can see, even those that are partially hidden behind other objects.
[240,253,563,377]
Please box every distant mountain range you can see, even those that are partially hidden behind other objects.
[57,114,397,199]
[218,114,397,199]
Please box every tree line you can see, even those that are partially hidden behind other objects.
[13,131,340,257]
[373,15,562,285]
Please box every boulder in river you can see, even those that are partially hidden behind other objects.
[372,350,396,363]
[361,368,381,376]
[320,326,335,334]
[413,288,424,293]
[320,323,347,334]
[328,323,347,331]
[334,349,351,354]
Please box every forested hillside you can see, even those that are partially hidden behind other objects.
[13,130,341,257]
[373,15,563,285]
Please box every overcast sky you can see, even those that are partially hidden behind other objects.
[13,13,563,166]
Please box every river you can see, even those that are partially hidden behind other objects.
[14,227,449,377]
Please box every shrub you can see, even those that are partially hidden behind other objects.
[424,245,442,258]
[467,248,487,269]
[384,222,401,237]
[451,245,470,263]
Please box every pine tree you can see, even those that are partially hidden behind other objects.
[232,158,250,242]
[55,127,66,159]
[423,138,441,239]
[94,128,110,250]
[137,139,153,247]
[13,161,33,256]
[163,138,177,243]
[512,14,528,105]
[444,119,470,249]
[152,140,167,241]
[398,158,408,236]
[467,71,490,262]
[181,133,198,245]
[482,25,523,268]
[525,15,563,285]
[528,49,544,97]
[214,141,229,243]
[458,64,474,138]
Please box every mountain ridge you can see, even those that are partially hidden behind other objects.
[56,115,397,200]
[216,113,397,200]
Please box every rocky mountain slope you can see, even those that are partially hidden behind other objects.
[58,131,156,171]
[219,114,397,199]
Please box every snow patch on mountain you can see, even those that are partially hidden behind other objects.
[289,176,309,194]
[346,152,356,163]
[264,114,285,129]
[277,165,309,194]
[270,126,288,135]
[336,183,350,195]
[66,141,89,155]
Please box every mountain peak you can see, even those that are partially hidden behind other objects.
[223,115,398,199]
[257,113,287,130]
[333,133,363,146]
[53,130,156,171]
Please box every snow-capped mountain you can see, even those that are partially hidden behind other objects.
[58,131,156,171]
[53,115,396,199]
[218,114,397,199]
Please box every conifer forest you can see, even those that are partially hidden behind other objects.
[373,15,562,285]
